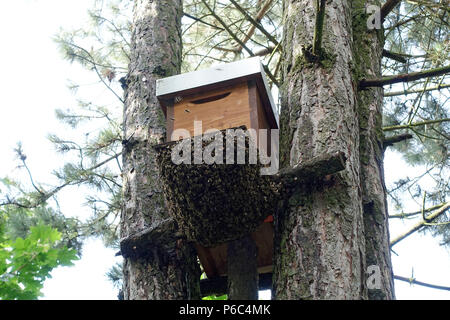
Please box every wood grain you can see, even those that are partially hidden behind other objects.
[169,83,251,140]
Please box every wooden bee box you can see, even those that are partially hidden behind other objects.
[156,57,278,142]
[156,57,278,279]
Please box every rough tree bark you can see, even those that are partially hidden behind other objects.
[352,0,395,299]
[273,0,394,299]
[274,0,366,299]
[120,0,200,300]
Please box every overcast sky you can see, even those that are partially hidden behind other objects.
[0,0,448,300]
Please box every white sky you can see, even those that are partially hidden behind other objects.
[0,0,448,300]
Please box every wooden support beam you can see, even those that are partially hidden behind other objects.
[273,151,347,186]
[119,218,180,259]
[227,235,259,300]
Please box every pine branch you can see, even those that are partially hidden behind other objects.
[183,13,224,31]
[382,49,407,63]
[0,152,123,209]
[382,118,450,132]
[383,133,413,148]
[312,0,326,56]
[254,46,276,56]
[262,64,280,87]
[380,0,402,22]
[389,203,447,219]
[200,1,279,87]
[390,203,450,247]
[229,0,279,49]
[384,83,450,97]
[394,275,450,291]
[90,14,131,48]
[59,40,125,103]
[359,65,450,88]
[21,157,45,196]
[200,0,254,57]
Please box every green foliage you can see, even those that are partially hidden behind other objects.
[5,206,82,254]
[202,294,227,300]
[0,223,78,300]
[381,1,449,243]
[106,262,122,289]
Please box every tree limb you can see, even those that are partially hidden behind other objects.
[383,118,450,132]
[382,49,407,63]
[383,133,413,148]
[359,65,450,88]
[200,0,254,57]
[119,218,181,260]
[183,13,224,31]
[380,0,402,22]
[390,203,450,247]
[394,275,450,291]
[229,0,279,49]
[384,83,450,97]
[389,203,447,219]
[200,1,280,86]
[1,152,123,209]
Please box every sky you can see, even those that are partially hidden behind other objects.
[0,0,121,300]
[0,0,448,300]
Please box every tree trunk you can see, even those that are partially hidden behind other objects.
[227,235,259,300]
[274,0,395,300]
[352,0,395,300]
[120,0,200,300]
[274,0,367,299]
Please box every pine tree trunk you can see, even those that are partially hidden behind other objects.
[274,0,367,299]
[120,0,200,300]
[274,0,394,300]
[352,0,395,300]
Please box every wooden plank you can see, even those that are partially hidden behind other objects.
[156,57,279,128]
[255,77,279,129]
[166,103,175,142]
[196,221,274,278]
[252,222,274,272]
[195,244,221,277]
[248,79,259,133]
[170,83,251,140]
